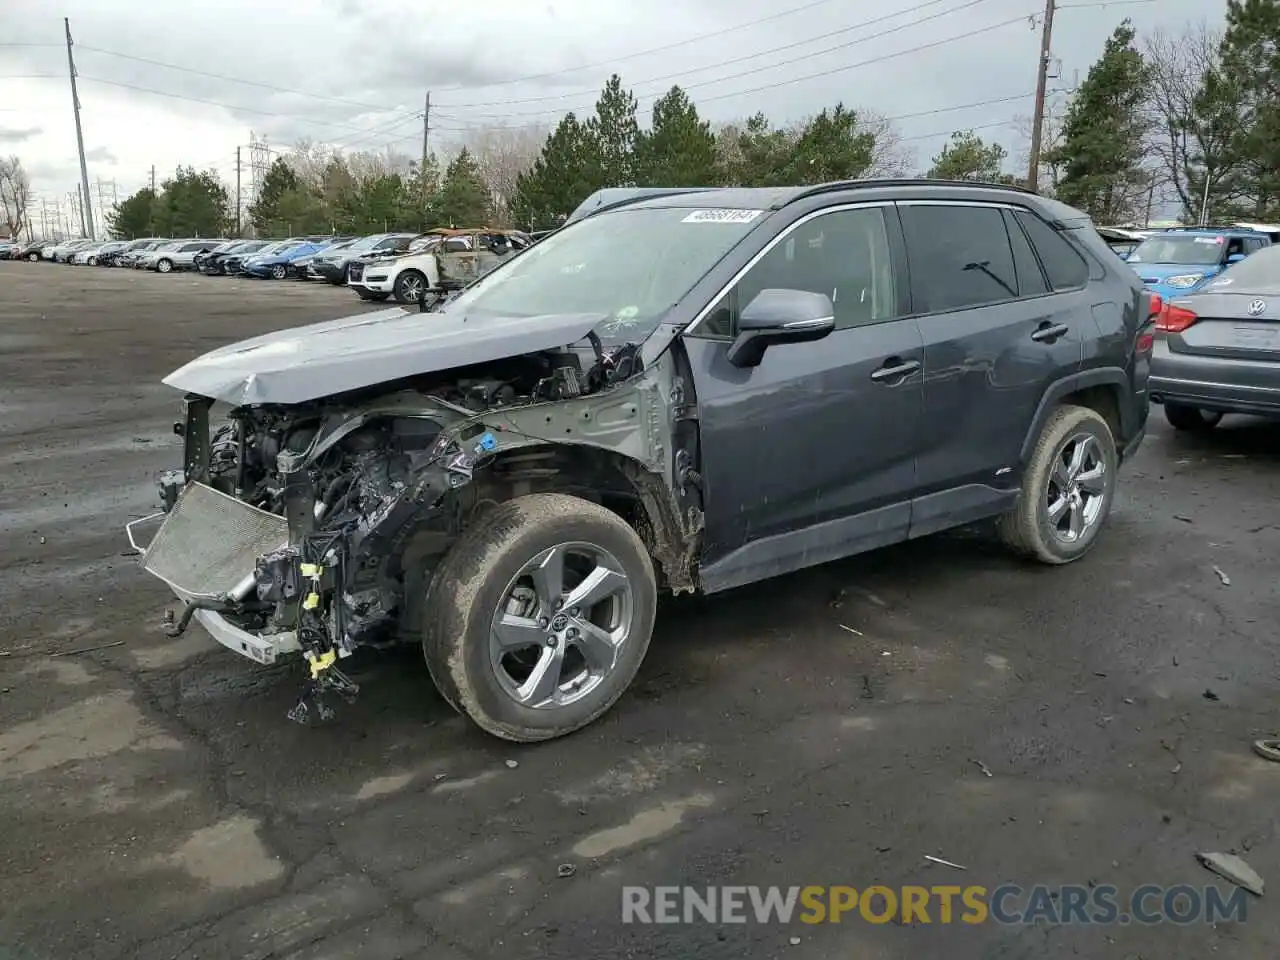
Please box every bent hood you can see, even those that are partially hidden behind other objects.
[163,306,605,406]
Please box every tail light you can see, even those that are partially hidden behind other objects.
[1156,304,1198,333]
[1136,293,1161,353]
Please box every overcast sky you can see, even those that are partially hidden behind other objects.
[0,0,1225,227]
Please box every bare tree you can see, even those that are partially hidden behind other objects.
[449,124,549,225]
[860,110,917,177]
[1142,22,1246,222]
[1011,105,1066,194]
[0,155,31,240]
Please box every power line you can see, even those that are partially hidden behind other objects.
[75,75,409,134]
[439,12,1033,125]
[428,0,855,93]
[436,0,1006,111]
[74,44,404,114]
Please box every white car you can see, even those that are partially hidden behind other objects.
[48,238,94,263]
[139,239,226,273]
[347,233,534,304]
[72,240,129,265]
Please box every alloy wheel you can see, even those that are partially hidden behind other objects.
[488,542,635,709]
[1044,432,1107,543]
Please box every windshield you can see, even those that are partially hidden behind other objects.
[1128,235,1227,265]
[345,235,384,252]
[155,241,182,252]
[442,205,763,343]
[1202,242,1280,287]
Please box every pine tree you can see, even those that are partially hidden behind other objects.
[928,130,1011,182]
[510,113,605,229]
[716,113,796,187]
[588,74,640,187]
[436,148,493,226]
[1046,20,1150,222]
[248,158,301,234]
[783,105,876,184]
[1217,0,1280,215]
[635,86,719,186]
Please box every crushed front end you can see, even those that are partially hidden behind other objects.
[126,333,691,724]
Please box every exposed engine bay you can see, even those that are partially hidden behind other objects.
[151,336,661,722]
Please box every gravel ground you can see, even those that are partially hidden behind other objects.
[2,260,1279,959]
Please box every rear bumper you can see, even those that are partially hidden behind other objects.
[1150,341,1280,416]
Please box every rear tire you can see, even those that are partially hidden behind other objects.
[422,493,657,743]
[1164,403,1222,432]
[998,404,1117,565]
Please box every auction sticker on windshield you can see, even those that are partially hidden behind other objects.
[682,209,764,224]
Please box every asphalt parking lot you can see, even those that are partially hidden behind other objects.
[2,261,1280,959]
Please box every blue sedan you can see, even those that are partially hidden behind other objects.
[242,240,332,279]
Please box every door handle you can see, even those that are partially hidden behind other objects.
[1031,322,1069,343]
[870,358,921,382]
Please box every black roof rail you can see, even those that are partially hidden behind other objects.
[790,177,1037,203]
[1154,224,1257,233]
[566,186,724,225]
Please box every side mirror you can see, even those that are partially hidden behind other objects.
[726,288,836,368]
[1227,253,1246,264]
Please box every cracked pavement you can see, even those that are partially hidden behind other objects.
[2,263,1279,959]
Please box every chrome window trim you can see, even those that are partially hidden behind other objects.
[683,200,896,336]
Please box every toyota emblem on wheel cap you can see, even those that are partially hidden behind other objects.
[1249,299,1267,316]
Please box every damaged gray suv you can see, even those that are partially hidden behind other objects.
[128,180,1154,741]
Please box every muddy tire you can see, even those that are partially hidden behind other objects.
[422,492,657,742]
[1163,403,1222,432]
[998,404,1117,565]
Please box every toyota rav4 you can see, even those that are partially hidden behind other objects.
[127,179,1153,742]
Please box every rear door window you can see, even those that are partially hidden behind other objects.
[899,204,1018,313]
[1002,209,1049,297]
[1014,211,1089,290]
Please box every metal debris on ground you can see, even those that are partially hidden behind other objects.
[1196,852,1264,896]
[1213,565,1231,586]
[1203,689,1220,702]
[789,936,802,946]
[970,759,993,777]
[51,640,125,657]
[1174,514,1193,523]
[557,863,577,878]
[838,623,863,636]
[924,855,967,870]
[505,759,519,769]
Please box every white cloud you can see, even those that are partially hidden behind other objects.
[0,0,1224,214]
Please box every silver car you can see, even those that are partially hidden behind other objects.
[140,239,226,273]
[1150,243,1280,429]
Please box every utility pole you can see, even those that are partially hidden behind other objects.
[64,18,95,239]
[235,145,242,237]
[1026,0,1057,193]
[150,165,156,193]
[40,200,48,240]
[420,90,431,205]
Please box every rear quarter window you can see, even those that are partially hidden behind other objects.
[1014,210,1090,290]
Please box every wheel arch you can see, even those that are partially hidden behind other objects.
[1020,368,1132,467]
[396,442,695,636]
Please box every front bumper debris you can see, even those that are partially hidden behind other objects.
[127,481,300,665]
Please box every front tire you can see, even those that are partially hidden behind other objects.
[271,264,287,280]
[1164,403,1222,432]
[393,270,426,304]
[156,258,173,273]
[27,251,38,262]
[422,493,658,743]
[998,404,1117,565]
